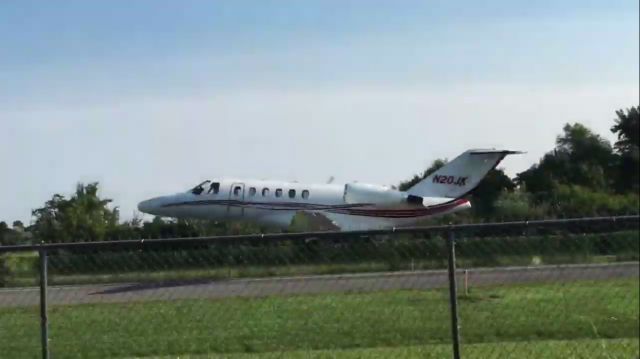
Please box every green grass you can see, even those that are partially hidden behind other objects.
[146,339,639,358]
[1,279,638,358]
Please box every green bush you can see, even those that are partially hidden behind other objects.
[0,252,39,286]
[43,231,639,276]
[553,185,639,217]
[493,191,550,220]
[0,255,9,287]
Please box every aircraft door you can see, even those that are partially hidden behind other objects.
[228,182,245,218]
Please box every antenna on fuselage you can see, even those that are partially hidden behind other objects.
[326,176,334,184]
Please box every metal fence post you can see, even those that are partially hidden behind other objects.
[39,249,49,359]
[447,229,461,359]
[463,270,469,297]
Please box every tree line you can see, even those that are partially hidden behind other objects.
[1,106,638,245]
[400,106,639,221]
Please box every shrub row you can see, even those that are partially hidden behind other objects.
[44,230,638,275]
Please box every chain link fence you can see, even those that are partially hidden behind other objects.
[1,216,638,358]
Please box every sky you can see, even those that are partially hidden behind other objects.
[1,0,638,224]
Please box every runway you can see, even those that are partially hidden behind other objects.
[0,262,637,308]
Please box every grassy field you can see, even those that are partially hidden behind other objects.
[1,279,638,358]
[147,339,639,358]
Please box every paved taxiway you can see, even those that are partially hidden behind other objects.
[0,262,637,308]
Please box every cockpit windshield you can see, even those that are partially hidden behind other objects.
[190,180,210,195]
[190,180,221,195]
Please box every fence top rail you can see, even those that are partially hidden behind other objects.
[0,215,638,254]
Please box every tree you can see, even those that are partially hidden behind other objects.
[0,222,7,246]
[515,154,559,198]
[611,106,639,154]
[555,123,615,189]
[611,106,639,192]
[31,183,119,243]
[470,168,516,217]
[0,221,27,246]
[517,123,616,195]
[399,159,447,191]
[11,220,24,231]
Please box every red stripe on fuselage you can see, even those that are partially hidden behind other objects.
[162,198,469,218]
[327,199,469,218]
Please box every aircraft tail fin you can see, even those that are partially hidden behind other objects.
[407,149,523,199]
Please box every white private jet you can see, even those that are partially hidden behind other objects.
[138,149,521,231]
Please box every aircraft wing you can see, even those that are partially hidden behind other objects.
[289,211,341,232]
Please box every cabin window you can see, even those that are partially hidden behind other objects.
[275,189,283,198]
[262,188,270,196]
[302,190,310,199]
[233,186,242,196]
[208,182,220,194]
[288,189,296,198]
[249,187,256,196]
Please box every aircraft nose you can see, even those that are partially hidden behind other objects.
[137,197,161,214]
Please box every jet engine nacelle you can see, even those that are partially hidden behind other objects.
[343,183,407,205]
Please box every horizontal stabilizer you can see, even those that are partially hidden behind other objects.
[469,150,525,155]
